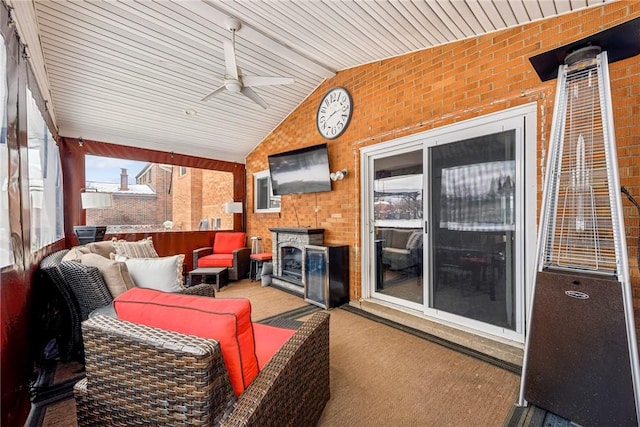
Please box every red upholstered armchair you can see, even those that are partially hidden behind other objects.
[193,232,250,281]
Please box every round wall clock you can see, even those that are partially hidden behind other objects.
[316,87,353,139]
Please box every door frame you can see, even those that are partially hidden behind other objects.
[361,138,424,306]
[361,103,537,343]
[366,144,425,311]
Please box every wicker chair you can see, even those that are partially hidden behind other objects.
[38,251,215,363]
[74,311,330,426]
[39,250,83,361]
[193,232,251,281]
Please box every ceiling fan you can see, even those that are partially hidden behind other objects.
[201,18,295,109]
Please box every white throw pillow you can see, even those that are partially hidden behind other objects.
[115,254,185,292]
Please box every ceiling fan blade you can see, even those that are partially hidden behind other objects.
[223,40,238,80]
[242,75,295,87]
[240,87,268,109]
[201,84,226,102]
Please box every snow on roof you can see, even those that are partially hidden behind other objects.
[86,182,155,195]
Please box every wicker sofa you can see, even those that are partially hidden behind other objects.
[74,310,331,426]
[39,246,214,362]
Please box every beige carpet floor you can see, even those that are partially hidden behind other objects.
[35,279,521,426]
[317,308,519,426]
[214,278,309,321]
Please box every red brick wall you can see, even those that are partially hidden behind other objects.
[202,170,234,230]
[87,164,172,227]
[88,194,157,225]
[246,3,640,315]
[172,167,235,230]
[172,166,199,230]
[150,165,172,224]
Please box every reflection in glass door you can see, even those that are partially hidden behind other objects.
[372,150,424,307]
[430,132,516,329]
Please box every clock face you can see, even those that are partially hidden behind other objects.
[316,87,352,139]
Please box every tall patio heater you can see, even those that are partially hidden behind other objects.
[520,30,640,426]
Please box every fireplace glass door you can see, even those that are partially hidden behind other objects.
[280,246,303,285]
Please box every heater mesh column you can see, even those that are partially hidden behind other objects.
[540,52,618,274]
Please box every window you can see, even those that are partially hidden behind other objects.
[254,170,280,213]
[0,33,10,268]
[85,156,235,232]
[27,88,63,252]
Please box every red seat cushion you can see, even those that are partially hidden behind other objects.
[213,232,246,254]
[252,323,296,369]
[197,253,234,268]
[114,288,259,396]
[250,252,272,261]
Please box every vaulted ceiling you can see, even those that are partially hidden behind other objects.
[10,0,609,163]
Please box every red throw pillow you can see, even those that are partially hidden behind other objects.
[213,232,246,254]
[114,288,258,396]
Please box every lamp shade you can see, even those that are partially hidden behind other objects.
[224,202,243,213]
[81,192,113,209]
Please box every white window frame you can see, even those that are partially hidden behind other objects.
[253,170,280,213]
[178,166,187,176]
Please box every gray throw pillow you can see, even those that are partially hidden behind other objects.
[112,237,159,258]
[80,253,136,297]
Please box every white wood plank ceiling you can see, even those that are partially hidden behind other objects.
[9,0,609,163]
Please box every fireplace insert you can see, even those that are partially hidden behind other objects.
[280,246,302,285]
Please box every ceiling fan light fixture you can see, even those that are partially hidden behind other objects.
[225,79,242,93]
[201,18,294,108]
[225,17,241,33]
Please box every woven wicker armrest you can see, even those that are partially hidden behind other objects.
[221,311,331,427]
[58,261,113,320]
[230,247,251,281]
[74,315,236,426]
[181,283,216,297]
[39,252,83,361]
[39,249,70,269]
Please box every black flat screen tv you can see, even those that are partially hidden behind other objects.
[268,143,332,195]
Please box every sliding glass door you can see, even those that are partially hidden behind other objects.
[362,104,535,342]
[372,149,424,309]
[430,132,515,329]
